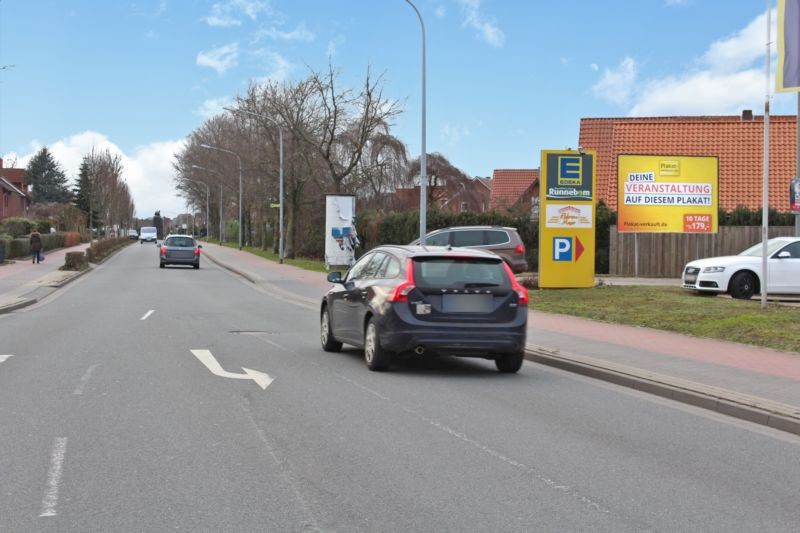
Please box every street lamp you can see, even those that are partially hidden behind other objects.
[181,174,210,239]
[199,144,243,250]
[405,0,427,245]
[224,106,285,264]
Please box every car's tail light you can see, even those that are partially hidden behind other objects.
[502,262,528,305]
[160,246,167,257]
[194,248,200,256]
[514,244,525,254]
[388,259,416,303]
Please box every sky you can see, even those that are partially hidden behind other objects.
[1,0,797,218]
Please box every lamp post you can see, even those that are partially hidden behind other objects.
[405,0,427,245]
[182,175,210,239]
[224,106,285,263]
[200,144,243,250]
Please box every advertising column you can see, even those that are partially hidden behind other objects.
[538,150,596,288]
[325,194,359,269]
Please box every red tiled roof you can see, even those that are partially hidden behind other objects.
[489,169,539,210]
[579,115,798,211]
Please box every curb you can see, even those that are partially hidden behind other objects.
[49,266,92,288]
[525,345,800,437]
[202,250,257,284]
[0,298,38,315]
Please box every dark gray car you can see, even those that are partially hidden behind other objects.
[409,226,528,273]
[159,235,201,269]
[321,245,529,373]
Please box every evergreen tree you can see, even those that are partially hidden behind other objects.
[25,147,71,203]
[72,158,99,228]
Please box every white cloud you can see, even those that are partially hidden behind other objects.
[441,123,470,147]
[560,57,568,66]
[205,0,271,27]
[196,43,239,74]
[456,0,505,48]
[590,63,599,71]
[3,132,186,218]
[255,23,315,42]
[591,57,637,107]
[252,49,292,83]
[195,97,233,119]
[326,36,345,58]
[592,10,789,116]
[435,6,446,19]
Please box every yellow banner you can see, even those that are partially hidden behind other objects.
[538,150,596,288]
[617,155,718,233]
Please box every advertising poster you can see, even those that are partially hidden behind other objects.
[325,195,359,268]
[791,177,800,214]
[617,155,719,233]
[538,150,596,288]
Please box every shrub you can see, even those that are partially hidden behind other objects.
[62,251,88,271]
[64,232,81,247]
[8,238,30,258]
[87,236,131,263]
[0,217,37,238]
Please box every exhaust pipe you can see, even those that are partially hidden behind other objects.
[414,345,425,355]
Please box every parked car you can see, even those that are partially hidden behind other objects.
[409,226,528,273]
[128,229,138,240]
[140,226,158,243]
[682,237,800,299]
[320,245,529,372]
[159,235,202,269]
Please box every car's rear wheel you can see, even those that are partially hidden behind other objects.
[160,262,165,268]
[364,318,391,371]
[495,352,524,373]
[729,271,756,300]
[193,263,200,270]
[320,307,342,352]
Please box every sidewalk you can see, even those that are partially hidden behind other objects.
[200,242,800,435]
[0,243,91,313]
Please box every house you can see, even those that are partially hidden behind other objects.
[579,113,799,211]
[488,169,539,213]
[0,158,30,219]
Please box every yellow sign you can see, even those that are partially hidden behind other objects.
[539,150,596,289]
[617,155,718,233]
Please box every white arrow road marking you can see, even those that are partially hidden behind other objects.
[140,310,154,321]
[0,355,13,364]
[190,349,274,390]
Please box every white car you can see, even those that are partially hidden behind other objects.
[682,237,800,299]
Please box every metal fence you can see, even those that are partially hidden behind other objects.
[609,225,797,278]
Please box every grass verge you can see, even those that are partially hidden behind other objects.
[219,242,328,273]
[530,285,800,353]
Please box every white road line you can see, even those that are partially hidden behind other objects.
[0,354,14,364]
[39,437,68,518]
[140,310,154,321]
[73,364,100,395]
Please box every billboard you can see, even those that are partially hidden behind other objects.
[617,155,719,233]
[538,150,596,288]
[777,0,800,92]
[791,177,800,214]
[325,195,359,268]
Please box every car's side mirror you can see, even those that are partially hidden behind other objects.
[198,245,203,249]
[777,251,792,259]
[327,271,343,284]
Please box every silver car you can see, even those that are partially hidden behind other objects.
[159,235,202,269]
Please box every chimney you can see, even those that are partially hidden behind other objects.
[741,109,753,121]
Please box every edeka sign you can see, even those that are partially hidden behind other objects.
[539,150,596,288]
[617,155,718,233]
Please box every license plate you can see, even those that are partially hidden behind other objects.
[684,275,697,284]
[442,294,492,313]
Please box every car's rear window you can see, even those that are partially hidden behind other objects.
[413,257,508,288]
[165,237,195,247]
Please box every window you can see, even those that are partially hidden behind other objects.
[380,257,401,279]
[165,237,195,247]
[413,258,508,289]
[486,230,511,245]
[362,252,387,279]
[426,231,450,246]
[460,201,468,212]
[777,241,800,258]
[345,253,373,282]
[452,230,485,247]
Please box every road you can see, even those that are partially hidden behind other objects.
[0,244,798,532]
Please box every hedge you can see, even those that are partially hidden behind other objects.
[62,251,88,271]
[0,217,37,238]
[86,237,132,263]
[0,231,84,260]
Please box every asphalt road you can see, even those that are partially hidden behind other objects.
[1,244,798,532]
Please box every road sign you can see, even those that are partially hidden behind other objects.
[539,150,596,288]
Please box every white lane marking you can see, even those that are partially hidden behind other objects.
[72,364,100,395]
[190,349,274,390]
[39,437,68,517]
[140,310,154,321]
[0,354,14,364]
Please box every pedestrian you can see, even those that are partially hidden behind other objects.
[29,230,42,264]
